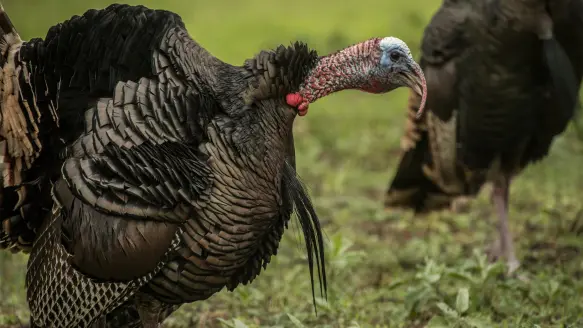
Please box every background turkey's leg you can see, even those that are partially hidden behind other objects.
[490,176,520,274]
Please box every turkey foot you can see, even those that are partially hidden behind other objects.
[486,178,521,276]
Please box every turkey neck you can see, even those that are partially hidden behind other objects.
[296,38,381,103]
[226,40,385,167]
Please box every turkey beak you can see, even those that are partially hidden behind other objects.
[402,61,427,119]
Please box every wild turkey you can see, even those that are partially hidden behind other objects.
[0,4,427,327]
[384,0,583,274]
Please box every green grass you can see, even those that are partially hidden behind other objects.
[2,0,583,327]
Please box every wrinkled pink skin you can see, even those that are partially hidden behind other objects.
[285,37,427,118]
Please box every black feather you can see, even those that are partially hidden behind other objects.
[542,38,581,128]
[282,160,327,313]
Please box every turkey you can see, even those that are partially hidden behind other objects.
[0,3,427,328]
[384,0,583,275]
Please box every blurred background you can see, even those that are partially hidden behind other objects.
[1,0,583,327]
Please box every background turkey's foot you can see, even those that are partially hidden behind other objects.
[485,237,530,283]
[485,237,520,274]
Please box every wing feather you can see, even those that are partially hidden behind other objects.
[19,5,222,327]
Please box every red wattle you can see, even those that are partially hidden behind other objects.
[286,93,303,107]
[298,103,309,116]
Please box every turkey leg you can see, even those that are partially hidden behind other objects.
[489,177,520,275]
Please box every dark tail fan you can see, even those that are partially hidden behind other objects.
[542,37,582,135]
[384,129,457,213]
[384,91,459,213]
[282,161,327,313]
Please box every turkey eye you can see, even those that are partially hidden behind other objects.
[390,51,401,61]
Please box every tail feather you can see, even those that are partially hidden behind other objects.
[0,5,45,253]
[543,38,580,124]
[385,90,471,213]
[0,4,21,58]
[385,132,447,213]
[539,11,581,136]
[385,91,444,212]
[282,160,327,313]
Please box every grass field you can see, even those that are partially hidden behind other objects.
[1,0,583,327]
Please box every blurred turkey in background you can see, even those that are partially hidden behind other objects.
[2,0,583,327]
